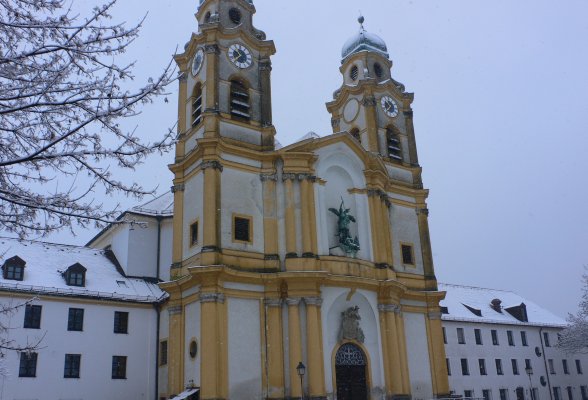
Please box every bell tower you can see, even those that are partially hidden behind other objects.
[326,17,420,168]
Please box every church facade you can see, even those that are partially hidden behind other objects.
[159,0,449,399]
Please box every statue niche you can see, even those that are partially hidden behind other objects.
[328,199,360,257]
[338,306,365,343]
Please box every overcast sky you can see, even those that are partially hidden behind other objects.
[47,0,588,319]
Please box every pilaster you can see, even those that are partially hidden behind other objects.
[199,292,227,400]
[305,297,326,400]
[287,298,303,399]
[201,160,223,265]
[265,298,285,399]
[167,303,185,396]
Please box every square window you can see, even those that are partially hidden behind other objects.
[567,387,574,400]
[554,387,562,400]
[112,356,127,379]
[507,330,514,346]
[563,359,569,374]
[401,244,414,265]
[500,389,509,400]
[64,354,81,378]
[496,359,503,375]
[475,329,483,345]
[190,221,199,246]
[5,263,24,280]
[544,331,551,347]
[68,308,84,331]
[233,216,251,243]
[160,340,168,366]
[549,359,556,374]
[483,390,492,400]
[580,386,587,400]
[521,331,528,346]
[576,359,583,374]
[461,358,470,376]
[512,359,519,375]
[19,352,37,377]
[457,327,466,344]
[525,359,532,371]
[491,329,499,345]
[23,304,42,329]
[114,311,128,334]
[465,390,473,399]
[479,359,487,375]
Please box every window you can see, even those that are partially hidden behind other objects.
[23,304,42,329]
[495,359,503,375]
[112,356,127,379]
[374,63,384,79]
[580,386,587,400]
[521,331,528,346]
[64,354,81,378]
[479,359,487,375]
[114,311,128,334]
[190,221,199,246]
[491,329,499,345]
[228,8,242,25]
[511,359,519,375]
[549,359,556,374]
[465,390,473,399]
[500,389,509,400]
[350,65,359,81]
[576,359,583,374]
[483,390,492,400]
[19,352,37,377]
[160,340,168,366]
[554,387,562,400]
[401,244,414,265]
[349,128,361,142]
[544,331,551,347]
[189,340,198,359]
[386,126,402,161]
[233,215,251,243]
[230,80,250,121]
[457,327,466,344]
[63,263,86,287]
[507,330,514,346]
[446,358,451,376]
[461,358,470,376]
[192,84,202,127]
[525,359,532,371]
[67,308,84,331]
[3,256,25,281]
[442,327,447,344]
[475,328,483,345]
[567,387,574,400]
[563,359,569,374]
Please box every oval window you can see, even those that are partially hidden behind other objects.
[189,340,198,358]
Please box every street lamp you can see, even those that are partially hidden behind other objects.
[525,367,533,400]
[296,362,306,400]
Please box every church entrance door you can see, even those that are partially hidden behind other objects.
[335,343,368,400]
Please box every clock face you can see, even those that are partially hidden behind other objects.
[228,44,252,69]
[191,49,204,76]
[381,96,399,118]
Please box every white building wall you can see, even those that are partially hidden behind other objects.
[404,311,434,400]
[183,172,204,260]
[0,296,158,400]
[444,320,588,400]
[184,301,201,387]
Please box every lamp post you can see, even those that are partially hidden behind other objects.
[296,362,306,400]
[525,367,533,400]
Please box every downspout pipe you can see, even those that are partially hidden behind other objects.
[155,215,163,400]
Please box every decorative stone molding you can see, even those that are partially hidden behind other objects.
[204,44,219,54]
[339,306,365,343]
[367,188,391,208]
[428,311,442,320]
[305,297,323,307]
[264,298,282,307]
[201,245,220,253]
[171,184,185,193]
[285,298,302,306]
[203,107,220,114]
[403,110,414,118]
[264,254,279,261]
[362,96,377,107]
[281,173,317,182]
[259,60,272,72]
[378,304,402,314]
[331,118,340,128]
[170,262,183,270]
[199,293,225,304]
[168,305,183,315]
[282,173,297,182]
[178,72,187,82]
[201,160,224,172]
[260,173,278,182]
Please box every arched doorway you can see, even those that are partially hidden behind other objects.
[335,343,368,400]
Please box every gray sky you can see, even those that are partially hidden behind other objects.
[48,0,588,319]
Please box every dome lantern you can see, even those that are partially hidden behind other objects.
[341,16,389,62]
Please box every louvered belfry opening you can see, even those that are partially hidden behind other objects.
[386,126,402,161]
[192,83,203,127]
[230,80,250,121]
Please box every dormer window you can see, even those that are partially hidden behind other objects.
[63,263,87,287]
[230,80,250,121]
[2,256,26,281]
[192,83,203,127]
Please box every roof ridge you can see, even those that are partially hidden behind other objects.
[132,191,173,211]
[439,282,517,295]
[0,236,100,254]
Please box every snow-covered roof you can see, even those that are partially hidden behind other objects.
[0,237,166,304]
[439,283,567,328]
[131,191,174,217]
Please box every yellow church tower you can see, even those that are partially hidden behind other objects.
[160,1,449,399]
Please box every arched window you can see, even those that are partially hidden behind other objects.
[192,83,203,128]
[349,127,360,143]
[386,126,402,161]
[230,79,250,121]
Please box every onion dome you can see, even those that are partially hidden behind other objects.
[200,0,253,4]
[341,16,389,61]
